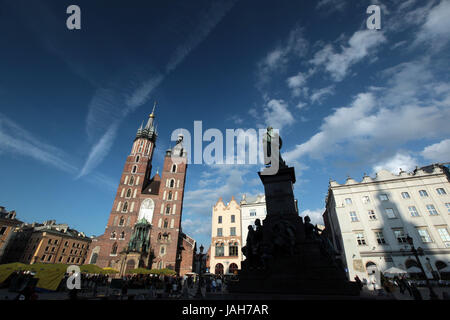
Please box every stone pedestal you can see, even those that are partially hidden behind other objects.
[229,166,359,296]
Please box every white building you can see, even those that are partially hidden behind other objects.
[240,194,267,244]
[324,164,450,284]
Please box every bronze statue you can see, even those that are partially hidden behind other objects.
[263,126,287,168]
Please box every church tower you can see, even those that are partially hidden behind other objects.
[88,104,195,275]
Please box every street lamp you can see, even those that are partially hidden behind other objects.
[194,244,205,299]
[406,235,438,300]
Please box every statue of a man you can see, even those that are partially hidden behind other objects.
[264,126,287,168]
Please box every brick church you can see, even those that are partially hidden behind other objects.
[86,106,196,276]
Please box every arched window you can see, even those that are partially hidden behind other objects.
[163,219,168,228]
[111,243,118,254]
[122,202,129,212]
[136,156,140,162]
[166,205,171,214]
[126,189,132,198]
[119,216,125,226]
[168,191,173,200]
[160,246,165,255]
[120,231,125,239]
[110,231,116,239]
[158,233,162,240]
[229,263,239,274]
[129,176,135,186]
[171,164,177,173]
[90,253,98,264]
[170,179,175,188]
[132,165,138,174]
[215,263,224,275]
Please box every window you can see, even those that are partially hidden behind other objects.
[437,188,447,195]
[136,155,140,162]
[120,232,125,239]
[218,216,222,224]
[426,204,439,216]
[129,176,134,186]
[0,227,7,235]
[345,198,352,205]
[171,164,177,173]
[231,215,235,223]
[401,192,410,199]
[394,229,407,243]
[417,229,432,243]
[119,217,124,226]
[229,242,239,256]
[217,228,223,237]
[126,189,132,198]
[375,231,386,245]
[160,246,165,255]
[54,240,58,245]
[446,203,450,213]
[230,227,236,236]
[168,191,173,200]
[132,165,137,174]
[215,243,224,257]
[111,243,118,255]
[355,233,366,246]
[41,255,46,261]
[48,239,52,244]
[166,205,171,214]
[362,196,370,204]
[419,190,428,197]
[163,219,168,228]
[170,179,175,188]
[408,206,420,217]
[349,211,358,222]
[122,202,128,212]
[385,208,396,219]
[249,210,256,217]
[368,210,377,220]
[379,194,389,201]
[437,228,450,246]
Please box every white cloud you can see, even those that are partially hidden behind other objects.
[373,152,418,175]
[310,30,386,81]
[286,72,308,97]
[310,85,335,104]
[300,209,324,226]
[421,139,450,163]
[263,99,295,130]
[415,0,450,48]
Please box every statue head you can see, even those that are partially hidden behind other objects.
[255,219,261,226]
[248,225,253,231]
[304,216,311,223]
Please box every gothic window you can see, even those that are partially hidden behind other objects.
[129,176,135,186]
[132,165,138,174]
[136,156,140,162]
[111,243,118,255]
[110,231,116,239]
[163,219,168,228]
[166,205,171,214]
[120,232,125,240]
[158,233,162,240]
[171,164,177,173]
[160,246,165,255]
[122,202,129,212]
[168,191,173,200]
[170,179,175,188]
[119,217,125,226]
[126,189,132,198]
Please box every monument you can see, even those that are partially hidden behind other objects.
[229,127,359,296]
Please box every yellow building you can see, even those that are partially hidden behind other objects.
[209,197,242,275]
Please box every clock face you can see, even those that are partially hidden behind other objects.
[138,198,155,224]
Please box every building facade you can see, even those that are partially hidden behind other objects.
[240,194,267,245]
[210,197,242,275]
[87,108,195,276]
[324,164,450,284]
[0,206,22,263]
[2,220,91,265]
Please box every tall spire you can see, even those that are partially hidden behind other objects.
[145,101,157,129]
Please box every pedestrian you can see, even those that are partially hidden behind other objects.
[354,275,363,291]
[411,283,423,300]
[211,278,217,293]
[216,277,222,292]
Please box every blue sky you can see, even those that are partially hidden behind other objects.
[0,0,449,249]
